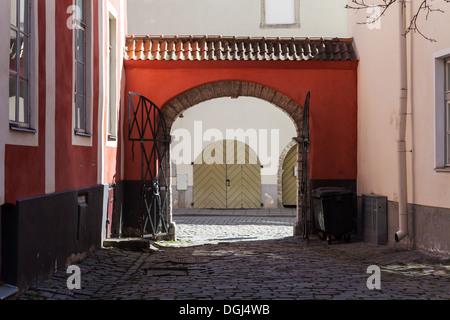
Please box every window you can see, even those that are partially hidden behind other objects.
[107,15,117,141]
[434,51,450,170]
[74,0,87,134]
[445,58,450,166]
[260,0,300,28]
[9,0,31,129]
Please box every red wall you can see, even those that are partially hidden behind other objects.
[123,60,358,183]
[5,0,100,204]
[54,0,99,193]
[4,2,47,203]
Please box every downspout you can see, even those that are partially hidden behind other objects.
[395,0,408,242]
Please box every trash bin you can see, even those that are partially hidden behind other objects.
[312,187,354,244]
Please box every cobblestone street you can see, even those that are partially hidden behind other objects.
[17,210,450,303]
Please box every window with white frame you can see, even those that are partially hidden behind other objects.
[435,53,450,170]
[9,0,32,129]
[108,15,117,141]
[260,0,300,28]
[445,58,450,166]
[74,0,87,134]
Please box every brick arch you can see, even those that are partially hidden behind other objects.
[162,80,309,237]
[162,81,303,135]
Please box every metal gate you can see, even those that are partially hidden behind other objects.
[300,92,310,239]
[128,92,170,238]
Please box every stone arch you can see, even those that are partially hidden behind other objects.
[162,80,308,237]
[162,81,303,135]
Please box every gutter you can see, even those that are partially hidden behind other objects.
[395,0,408,243]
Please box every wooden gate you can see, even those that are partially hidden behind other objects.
[282,145,298,206]
[194,140,261,209]
[106,187,114,238]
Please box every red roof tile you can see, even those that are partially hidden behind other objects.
[124,36,357,62]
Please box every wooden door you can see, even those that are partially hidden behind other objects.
[282,145,298,206]
[106,187,114,238]
[193,140,261,209]
[193,140,227,209]
[226,141,261,209]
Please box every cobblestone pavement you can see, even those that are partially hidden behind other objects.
[17,210,450,302]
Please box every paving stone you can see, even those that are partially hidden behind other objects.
[16,212,450,301]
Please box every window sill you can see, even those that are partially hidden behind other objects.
[434,167,450,173]
[259,23,301,29]
[74,130,92,138]
[107,134,117,141]
[9,122,37,134]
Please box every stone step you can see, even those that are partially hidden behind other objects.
[0,284,19,300]
[103,238,158,252]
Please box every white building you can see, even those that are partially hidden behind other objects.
[349,0,450,254]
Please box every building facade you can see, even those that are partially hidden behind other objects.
[0,0,127,289]
[2,0,449,293]
[349,0,450,255]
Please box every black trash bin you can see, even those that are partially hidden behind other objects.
[312,187,354,244]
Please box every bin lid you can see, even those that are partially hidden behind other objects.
[312,187,353,197]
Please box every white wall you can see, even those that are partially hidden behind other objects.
[170,97,297,186]
[126,0,349,38]
[408,1,450,209]
[348,2,400,201]
[349,0,450,209]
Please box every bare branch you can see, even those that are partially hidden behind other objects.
[346,0,450,42]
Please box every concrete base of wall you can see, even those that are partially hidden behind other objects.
[1,185,104,289]
[357,196,450,256]
[171,184,279,209]
[172,186,194,209]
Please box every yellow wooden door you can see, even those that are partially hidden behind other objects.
[193,140,261,209]
[226,140,261,209]
[282,145,298,206]
[193,140,227,208]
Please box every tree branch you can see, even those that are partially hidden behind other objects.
[346,0,450,42]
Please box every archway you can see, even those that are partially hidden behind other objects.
[161,80,309,237]
[122,36,358,241]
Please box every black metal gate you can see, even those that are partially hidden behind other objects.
[128,92,170,238]
[300,92,310,239]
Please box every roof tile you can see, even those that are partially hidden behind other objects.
[124,36,357,62]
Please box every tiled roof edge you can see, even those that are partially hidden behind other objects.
[124,35,358,62]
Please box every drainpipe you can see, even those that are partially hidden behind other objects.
[395,0,408,243]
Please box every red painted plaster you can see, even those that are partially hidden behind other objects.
[54,0,99,193]
[4,1,47,203]
[4,0,101,204]
[124,60,358,182]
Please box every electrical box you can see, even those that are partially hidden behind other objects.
[362,194,388,245]
[176,174,188,191]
